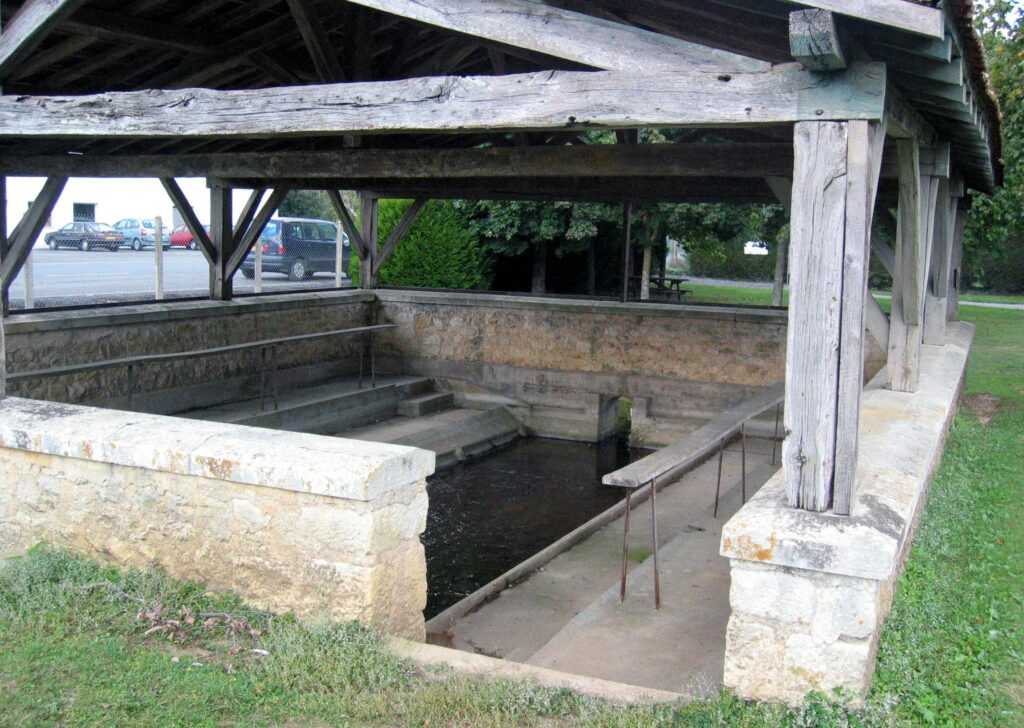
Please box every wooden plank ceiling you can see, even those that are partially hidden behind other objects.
[0,0,999,195]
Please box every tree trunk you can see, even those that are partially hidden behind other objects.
[640,246,652,300]
[587,244,596,296]
[532,240,547,293]
[771,237,788,306]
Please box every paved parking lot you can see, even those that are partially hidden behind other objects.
[9,247,351,309]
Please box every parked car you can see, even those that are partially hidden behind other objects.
[44,222,124,251]
[112,218,168,251]
[240,217,350,282]
[169,223,209,250]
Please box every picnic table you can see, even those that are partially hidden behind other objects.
[628,274,690,301]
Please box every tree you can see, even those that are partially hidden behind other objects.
[350,199,490,290]
[963,0,1024,292]
[278,190,337,221]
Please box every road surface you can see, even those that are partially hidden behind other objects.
[9,247,351,308]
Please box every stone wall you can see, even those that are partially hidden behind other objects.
[376,290,788,439]
[720,323,974,704]
[3,291,374,410]
[0,397,434,639]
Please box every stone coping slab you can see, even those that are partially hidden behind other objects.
[375,289,788,324]
[720,322,974,581]
[0,397,434,501]
[5,289,374,334]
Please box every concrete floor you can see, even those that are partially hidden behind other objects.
[431,436,779,698]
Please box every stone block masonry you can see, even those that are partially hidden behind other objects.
[376,290,789,439]
[720,323,974,703]
[0,397,435,639]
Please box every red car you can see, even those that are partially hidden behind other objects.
[169,223,208,250]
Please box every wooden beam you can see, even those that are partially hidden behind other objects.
[343,0,770,72]
[865,293,889,352]
[789,9,846,71]
[286,0,346,82]
[885,83,938,148]
[372,199,427,277]
[784,121,846,512]
[62,8,219,55]
[327,190,366,260]
[0,176,66,294]
[0,0,86,82]
[871,227,896,277]
[233,189,266,243]
[888,139,924,393]
[159,177,215,264]
[833,116,886,515]
[226,188,288,279]
[0,143,797,180]
[947,199,967,323]
[0,64,888,139]
[779,0,944,39]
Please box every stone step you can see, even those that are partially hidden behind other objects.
[398,391,455,418]
[341,407,523,470]
[179,376,432,435]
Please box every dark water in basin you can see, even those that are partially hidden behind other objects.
[422,437,649,618]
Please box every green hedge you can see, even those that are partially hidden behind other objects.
[687,240,778,281]
[349,200,490,289]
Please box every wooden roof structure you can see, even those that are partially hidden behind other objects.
[0,0,1001,196]
[0,0,1003,516]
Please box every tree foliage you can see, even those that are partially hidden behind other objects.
[349,199,490,290]
[278,190,337,222]
[964,1,1024,292]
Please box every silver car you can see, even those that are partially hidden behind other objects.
[112,218,168,251]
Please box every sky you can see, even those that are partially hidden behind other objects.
[7,177,261,243]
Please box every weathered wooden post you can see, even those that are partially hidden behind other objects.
[359,192,378,289]
[22,243,33,309]
[154,215,164,300]
[209,180,234,300]
[784,118,885,513]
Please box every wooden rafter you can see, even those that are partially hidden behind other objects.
[778,0,944,39]
[286,0,346,82]
[342,0,770,72]
[159,177,215,263]
[0,176,66,293]
[0,143,797,179]
[226,188,289,278]
[0,0,86,82]
[327,190,367,259]
[0,64,887,139]
[372,199,427,276]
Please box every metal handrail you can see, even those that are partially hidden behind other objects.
[8,323,396,412]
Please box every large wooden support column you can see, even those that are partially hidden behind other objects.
[358,192,378,289]
[0,176,5,398]
[620,202,633,302]
[784,120,884,513]
[888,141,934,393]
[209,182,235,300]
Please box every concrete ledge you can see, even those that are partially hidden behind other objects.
[5,289,374,335]
[389,638,682,705]
[720,322,974,703]
[0,397,434,501]
[375,288,788,324]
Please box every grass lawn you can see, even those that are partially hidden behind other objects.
[1,305,1021,727]
[680,282,1023,310]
